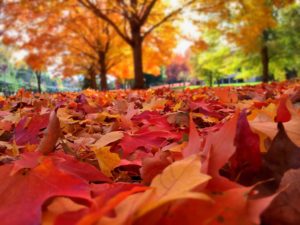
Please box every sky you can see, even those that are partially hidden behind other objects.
[174,19,199,55]
[168,0,200,55]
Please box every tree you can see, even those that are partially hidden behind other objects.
[0,1,129,90]
[218,0,294,82]
[1,1,64,92]
[269,3,300,78]
[55,9,130,90]
[0,43,20,94]
[24,52,54,93]
[190,0,295,83]
[166,54,190,83]
[191,30,233,86]
[77,0,198,89]
[0,0,180,90]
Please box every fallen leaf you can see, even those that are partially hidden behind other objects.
[76,186,149,225]
[11,151,41,175]
[0,156,92,225]
[97,155,211,225]
[263,123,300,182]
[275,95,291,123]
[119,130,181,157]
[202,112,240,191]
[137,154,211,217]
[250,100,300,147]
[93,131,124,149]
[145,187,274,225]
[229,110,261,181]
[53,183,145,225]
[140,151,173,185]
[182,114,203,157]
[37,110,61,154]
[93,147,121,177]
[215,87,238,104]
[90,183,145,199]
[42,197,88,225]
[14,113,49,145]
[261,168,300,225]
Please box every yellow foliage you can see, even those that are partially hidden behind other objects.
[93,146,121,177]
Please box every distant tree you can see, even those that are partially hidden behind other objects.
[0,2,130,91]
[0,0,180,90]
[166,63,189,83]
[191,30,233,86]
[218,0,294,82]
[166,54,191,83]
[192,1,299,83]
[270,3,300,79]
[77,0,196,89]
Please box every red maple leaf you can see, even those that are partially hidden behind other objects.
[0,152,110,225]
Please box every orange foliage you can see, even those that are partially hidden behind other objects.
[0,0,183,84]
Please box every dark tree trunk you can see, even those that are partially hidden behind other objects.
[131,27,144,89]
[36,71,42,93]
[261,45,269,83]
[89,72,97,89]
[285,68,297,80]
[99,52,108,91]
[208,73,213,87]
[216,76,221,87]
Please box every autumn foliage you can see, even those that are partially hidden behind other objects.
[0,82,300,224]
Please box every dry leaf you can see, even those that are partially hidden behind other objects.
[94,147,121,177]
[93,131,124,149]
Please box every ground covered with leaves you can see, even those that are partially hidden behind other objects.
[0,82,300,225]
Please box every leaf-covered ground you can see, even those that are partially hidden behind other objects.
[1,82,300,225]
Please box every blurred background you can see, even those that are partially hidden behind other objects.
[0,0,299,94]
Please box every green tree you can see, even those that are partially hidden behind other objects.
[192,0,294,82]
[191,31,234,86]
[270,3,300,78]
[192,2,300,83]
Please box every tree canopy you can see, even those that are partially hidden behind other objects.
[191,0,299,85]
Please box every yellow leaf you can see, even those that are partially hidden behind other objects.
[192,112,219,123]
[94,147,121,177]
[256,130,270,153]
[173,101,182,111]
[142,98,167,111]
[137,154,211,216]
[97,155,211,225]
[12,140,19,157]
[161,142,187,152]
[97,112,120,124]
[42,197,87,225]
[93,131,124,149]
[57,108,77,124]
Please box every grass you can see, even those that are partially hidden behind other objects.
[172,81,262,90]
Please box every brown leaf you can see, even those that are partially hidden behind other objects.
[263,123,300,183]
[37,110,61,155]
[261,168,300,225]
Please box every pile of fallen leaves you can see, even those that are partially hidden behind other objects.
[0,81,300,225]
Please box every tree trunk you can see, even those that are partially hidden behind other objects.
[261,45,269,83]
[206,71,213,87]
[216,74,221,87]
[89,72,97,89]
[208,73,213,87]
[36,71,42,93]
[131,28,144,89]
[99,52,108,91]
[285,68,297,80]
